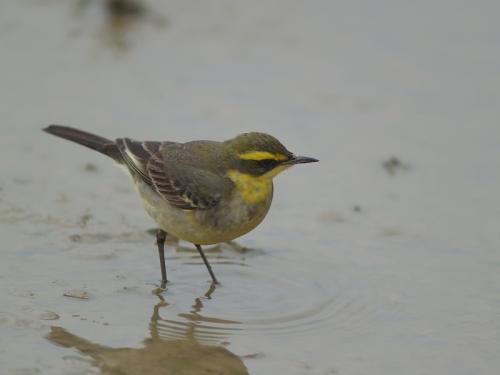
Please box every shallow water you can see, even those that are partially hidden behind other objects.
[1,1,500,374]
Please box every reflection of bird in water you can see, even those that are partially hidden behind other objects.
[151,283,242,345]
[47,284,248,375]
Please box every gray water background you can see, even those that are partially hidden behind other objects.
[1,1,499,374]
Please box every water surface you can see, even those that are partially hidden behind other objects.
[1,1,499,374]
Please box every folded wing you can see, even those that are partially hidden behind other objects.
[116,138,230,210]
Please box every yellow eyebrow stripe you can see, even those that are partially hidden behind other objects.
[238,151,288,161]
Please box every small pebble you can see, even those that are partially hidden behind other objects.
[63,290,89,300]
[39,311,60,321]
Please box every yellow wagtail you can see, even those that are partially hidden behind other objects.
[44,125,318,285]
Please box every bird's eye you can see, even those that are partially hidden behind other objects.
[257,159,278,169]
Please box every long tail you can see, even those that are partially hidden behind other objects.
[43,125,121,161]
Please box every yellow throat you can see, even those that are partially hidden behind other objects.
[227,165,290,204]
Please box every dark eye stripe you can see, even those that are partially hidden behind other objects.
[257,159,278,169]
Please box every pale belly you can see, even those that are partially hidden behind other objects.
[135,179,273,245]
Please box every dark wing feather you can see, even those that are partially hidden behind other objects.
[116,138,164,184]
[147,154,229,210]
[116,138,229,210]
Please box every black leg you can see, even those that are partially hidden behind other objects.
[156,229,167,287]
[195,244,218,284]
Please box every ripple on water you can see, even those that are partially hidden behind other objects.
[152,262,379,345]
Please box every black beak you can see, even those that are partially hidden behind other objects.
[283,155,319,165]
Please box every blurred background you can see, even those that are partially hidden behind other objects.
[1,1,499,374]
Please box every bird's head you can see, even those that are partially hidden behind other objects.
[225,132,318,179]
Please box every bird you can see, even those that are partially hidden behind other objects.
[43,125,318,286]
